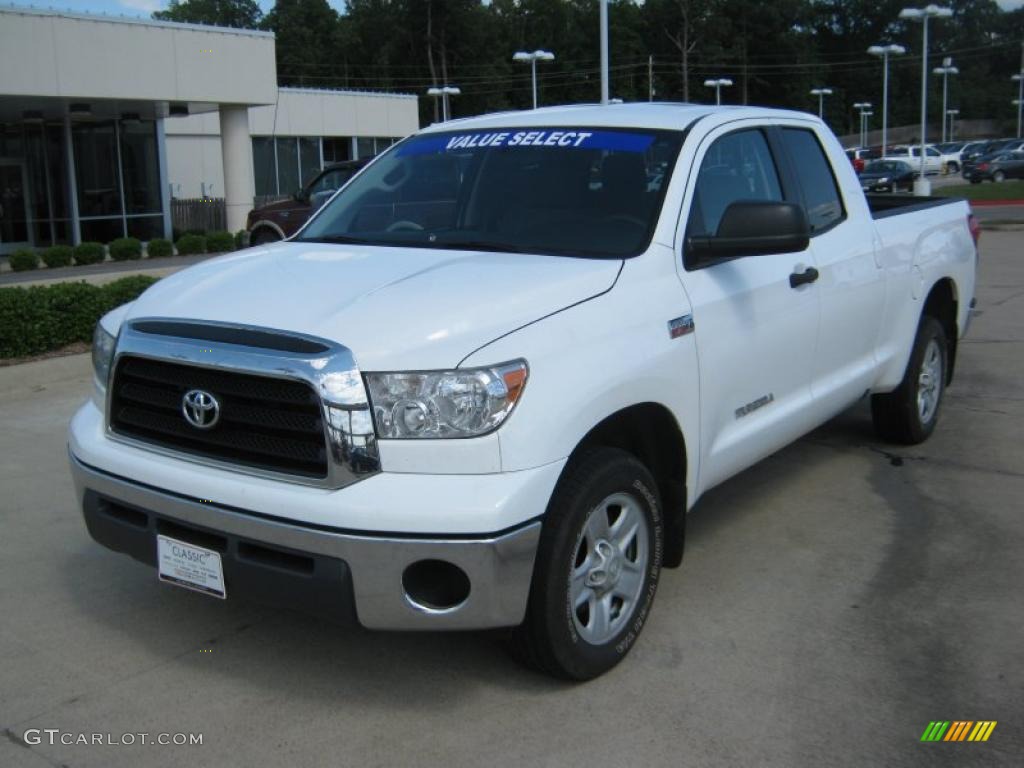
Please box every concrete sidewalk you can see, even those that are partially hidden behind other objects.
[0,253,217,288]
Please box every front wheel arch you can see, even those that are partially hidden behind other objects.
[565,402,687,568]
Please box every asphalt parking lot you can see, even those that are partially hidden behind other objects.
[1,233,1022,768]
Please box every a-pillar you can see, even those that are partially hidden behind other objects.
[219,105,255,233]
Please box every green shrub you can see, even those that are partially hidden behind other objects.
[8,249,40,272]
[73,242,105,266]
[175,233,206,255]
[234,229,248,250]
[205,230,235,253]
[42,245,74,269]
[146,238,173,258]
[0,275,159,359]
[109,237,142,261]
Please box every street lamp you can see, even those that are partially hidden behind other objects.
[703,78,733,105]
[1013,73,1023,139]
[946,108,959,141]
[862,111,874,148]
[810,87,833,119]
[513,50,555,110]
[426,85,461,122]
[868,44,906,155]
[853,102,873,147]
[933,57,959,143]
[899,4,953,195]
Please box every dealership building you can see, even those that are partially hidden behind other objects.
[0,6,419,253]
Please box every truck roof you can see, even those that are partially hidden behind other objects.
[419,102,817,133]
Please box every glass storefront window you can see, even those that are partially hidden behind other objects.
[322,137,351,163]
[126,215,164,241]
[79,217,124,244]
[252,136,276,196]
[276,137,299,196]
[356,137,374,160]
[120,121,161,214]
[72,121,122,218]
[299,137,320,187]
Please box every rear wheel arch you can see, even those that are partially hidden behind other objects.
[563,403,688,568]
[922,277,959,385]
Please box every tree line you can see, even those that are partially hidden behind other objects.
[157,0,1024,137]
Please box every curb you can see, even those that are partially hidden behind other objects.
[968,200,1024,207]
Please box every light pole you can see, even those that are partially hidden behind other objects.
[899,4,953,195]
[703,78,733,105]
[853,102,873,146]
[862,111,874,147]
[513,50,555,109]
[600,0,609,104]
[1013,73,1024,139]
[946,108,959,141]
[933,57,958,143]
[868,44,906,156]
[810,87,833,119]
[427,86,461,122]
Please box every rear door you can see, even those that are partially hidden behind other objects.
[677,123,820,492]
[775,125,885,414]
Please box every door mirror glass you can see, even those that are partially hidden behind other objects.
[687,201,810,263]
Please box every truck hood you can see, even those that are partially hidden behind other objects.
[125,241,621,370]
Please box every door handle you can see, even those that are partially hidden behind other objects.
[789,266,819,288]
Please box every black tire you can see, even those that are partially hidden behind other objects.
[948,162,959,173]
[993,170,1006,183]
[508,447,664,680]
[249,228,281,246]
[871,315,948,445]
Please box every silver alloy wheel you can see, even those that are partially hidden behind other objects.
[570,492,649,645]
[917,338,943,425]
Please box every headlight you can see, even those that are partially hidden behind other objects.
[366,361,528,439]
[878,177,890,184]
[92,322,117,391]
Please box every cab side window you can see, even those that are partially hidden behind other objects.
[780,128,844,233]
[686,129,783,238]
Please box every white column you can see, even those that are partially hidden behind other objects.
[156,118,172,239]
[219,105,255,234]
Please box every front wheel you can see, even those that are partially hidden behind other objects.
[871,315,948,445]
[508,447,663,680]
[993,170,1006,183]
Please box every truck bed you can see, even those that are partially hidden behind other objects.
[866,193,965,220]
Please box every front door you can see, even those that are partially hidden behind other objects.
[678,125,821,494]
[0,160,31,255]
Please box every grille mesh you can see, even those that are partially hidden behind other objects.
[109,356,327,478]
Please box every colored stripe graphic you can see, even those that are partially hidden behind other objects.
[921,721,997,742]
[921,721,950,741]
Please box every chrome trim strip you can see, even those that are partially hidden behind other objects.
[70,451,541,630]
[106,318,380,490]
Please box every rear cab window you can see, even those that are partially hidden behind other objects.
[779,128,846,235]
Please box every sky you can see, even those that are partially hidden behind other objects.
[4,0,1021,18]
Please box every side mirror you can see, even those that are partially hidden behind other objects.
[294,188,309,203]
[687,201,810,264]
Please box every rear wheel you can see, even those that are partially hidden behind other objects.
[249,228,281,246]
[993,170,1006,183]
[871,315,948,445]
[508,447,663,680]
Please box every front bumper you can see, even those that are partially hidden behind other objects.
[69,451,542,630]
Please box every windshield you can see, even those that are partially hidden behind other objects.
[297,127,684,258]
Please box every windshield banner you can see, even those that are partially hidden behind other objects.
[397,130,655,157]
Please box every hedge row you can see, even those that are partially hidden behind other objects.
[4,230,246,273]
[0,276,159,359]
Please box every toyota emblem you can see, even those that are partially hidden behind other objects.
[181,389,220,429]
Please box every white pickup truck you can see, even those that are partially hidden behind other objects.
[69,104,978,680]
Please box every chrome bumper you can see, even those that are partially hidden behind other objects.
[69,450,541,630]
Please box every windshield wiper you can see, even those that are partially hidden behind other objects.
[296,234,376,245]
[428,240,533,254]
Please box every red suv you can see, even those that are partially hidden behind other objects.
[246,159,368,245]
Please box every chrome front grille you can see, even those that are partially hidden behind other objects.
[105,319,380,489]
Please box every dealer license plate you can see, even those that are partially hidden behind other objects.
[157,535,226,599]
